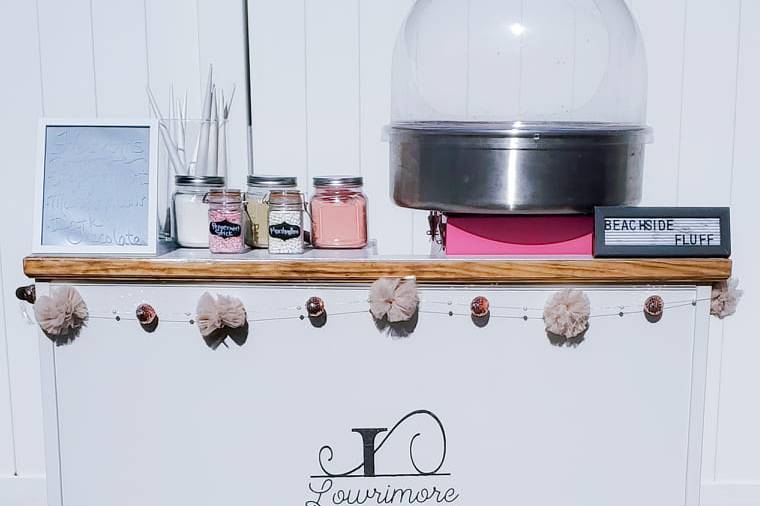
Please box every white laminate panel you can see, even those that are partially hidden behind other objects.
[358,0,416,255]
[628,0,687,206]
[304,0,361,179]
[712,0,760,482]
[248,0,308,185]
[676,0,741,206]
[90,0,150,117]
[0,0,47,477]
[198,0,251,189]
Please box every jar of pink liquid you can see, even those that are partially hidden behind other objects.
[205,189,247,254]
[310,176,368,249]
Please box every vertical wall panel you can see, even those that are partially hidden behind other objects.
[37,0,97,116]
[248,0,308,186]
[0,0,48,477]
[360,0,415,255]
[305,0,361,179]
[628,0,687,205]
[145,0,202,235]
[676,0,741,205]
[713,0,760,483]
[0,251,16,477]
[145,0,202,115]
[675,3,742,486]
[91,0,149,117]
[198,0,251,189]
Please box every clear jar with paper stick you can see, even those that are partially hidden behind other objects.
[267,191,305,255]
[172,175,225,248]
[158,118,230,241]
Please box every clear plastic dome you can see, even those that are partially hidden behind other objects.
[391,0,648,126]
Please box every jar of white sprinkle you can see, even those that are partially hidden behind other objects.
[267,191,305,254]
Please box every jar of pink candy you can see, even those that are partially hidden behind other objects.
[205,189,247,254]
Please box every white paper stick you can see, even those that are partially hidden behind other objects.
[168,84,176,143]
[208,87,219,177]
[226,84,236,118]
[181,91,189,173]
[146,87,184,175]
[176,97,186,169]
[218,89,228,179]
[197,65,213,176]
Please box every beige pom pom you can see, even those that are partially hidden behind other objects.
[34,287,88,341]
[369,277,419,323]
[711,278,742,319]
[543,289,591,339]
[196,293,247,337]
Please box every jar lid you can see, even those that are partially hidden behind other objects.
[204,189,243,204]
[268,190,304,206]
[247,175,298,188]
[313,176,363,187]
[175,175,226,186]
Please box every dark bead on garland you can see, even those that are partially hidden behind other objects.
[470,296,490,318]
[644,295,664,317]
[306,297,325,318]
[15,285,36,304]
[644,295,664,323]
[136,304,157,325]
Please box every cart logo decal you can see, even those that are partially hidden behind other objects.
[306,410,460,505]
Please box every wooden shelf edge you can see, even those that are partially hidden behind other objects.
[23,256,732,285]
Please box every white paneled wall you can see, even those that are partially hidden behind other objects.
[0,0,758,504]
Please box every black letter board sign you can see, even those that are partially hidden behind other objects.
[594,207,731,258]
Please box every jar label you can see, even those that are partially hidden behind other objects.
[269,222,301,241]
[210,220,242,238]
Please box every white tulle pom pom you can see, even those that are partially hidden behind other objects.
[711,278,742,319]
[543,288,591,339]
[34,287,88,343]
[369,277,419,323]
[196,293,247,337]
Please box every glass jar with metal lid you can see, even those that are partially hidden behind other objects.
[246,175,298,248]
[268,190,305,254]
[310,176,368,249]
[172,175,225,248]
[206,189,246,254]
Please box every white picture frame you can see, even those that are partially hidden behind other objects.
[33,118,160,255]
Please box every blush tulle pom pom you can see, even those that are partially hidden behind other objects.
[196,293,247,337]
[543,288,591,339]
[34,287,88,344]
[711,278,742,319]
[369,277,419,323]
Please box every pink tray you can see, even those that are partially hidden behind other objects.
[446,215,594,256]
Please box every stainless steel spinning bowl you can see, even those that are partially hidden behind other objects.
[389,122,650,214]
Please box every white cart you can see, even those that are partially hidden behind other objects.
[23,252,731,506]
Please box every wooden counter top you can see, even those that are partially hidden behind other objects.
[23,248,732,285]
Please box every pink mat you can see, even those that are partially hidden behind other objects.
[446,215,594,256]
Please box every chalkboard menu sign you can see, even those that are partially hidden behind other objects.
[33,119,159,254]
[594,207,731,258]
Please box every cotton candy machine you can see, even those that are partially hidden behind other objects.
[388,0,652,214]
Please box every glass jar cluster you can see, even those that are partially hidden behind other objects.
[250,175,368,254]
[172,174,368,254]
